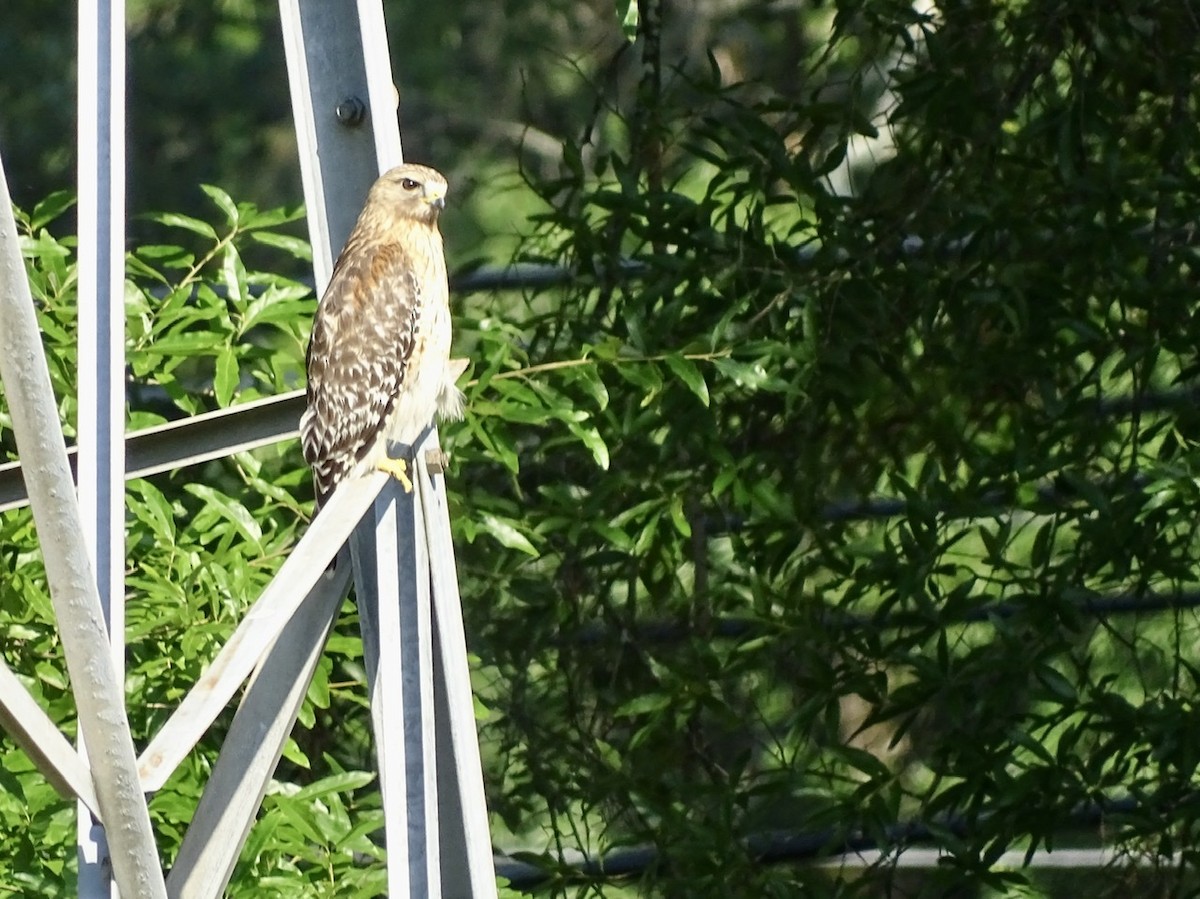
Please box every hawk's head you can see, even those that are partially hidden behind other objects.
[369,163,448,228]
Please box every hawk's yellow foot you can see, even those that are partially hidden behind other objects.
[376,457,413,493]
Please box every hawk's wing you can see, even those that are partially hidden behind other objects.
[300,240,422,506]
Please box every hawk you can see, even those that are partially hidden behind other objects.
[300,163,464,508]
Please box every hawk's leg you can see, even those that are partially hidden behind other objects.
[376,457,413,493]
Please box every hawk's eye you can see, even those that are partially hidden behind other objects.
[400,178,420,191]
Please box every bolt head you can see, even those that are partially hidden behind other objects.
[335,97,366,127]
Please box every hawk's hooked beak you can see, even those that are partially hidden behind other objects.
[424,185,446,210]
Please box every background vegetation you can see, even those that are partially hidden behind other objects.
[3,0,1200,896]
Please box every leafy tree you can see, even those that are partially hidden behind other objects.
[455,1,1200,896]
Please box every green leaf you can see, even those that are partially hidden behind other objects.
[144,331,226,356]
[1035,663,1078,704]
[35,661,67,692]
[242,291,313,331]
[221,243,248,308]
[478,513,538,556]
[613,359,663,393]
[307,657,331,709]
[290,771,375,801]
[214,346,239,406]
[250,230,313,261]
[615,0,638,41]
[127,480,177,544]
[279,739,311,770]
[668,494,691,537]
[615,693,671,717]
[566,363,610,411]
[184,484,263,549]
[241,204,305,231]
[149,212,217,239]
[664,353,710,406]
[273,797,328,846]
[564,418,610,470]
[200,184,239,225]
[125,252,170,284]
[334,813,388,856]
[19,233,72,260]
[29,191,77,231]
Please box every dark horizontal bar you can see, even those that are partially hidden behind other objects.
[448,259,649,294]
[451,263,577,294]
[493,798,1141,890]
[569,589,1200,648]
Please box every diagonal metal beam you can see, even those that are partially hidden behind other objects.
[351,474,436,897]
[0,150,167,898]
[137,471,386,793]
[0,659,101,818]
[166,561,351,899]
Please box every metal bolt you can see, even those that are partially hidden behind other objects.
[335,97,366,127]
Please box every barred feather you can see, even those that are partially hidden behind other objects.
[300,164,458,508]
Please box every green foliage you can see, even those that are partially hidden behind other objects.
[445,1,1200,897]
[0,187,386,893]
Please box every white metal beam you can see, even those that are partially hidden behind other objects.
[76,0,126,688]
[0,152,166,899]
[137,472,387,793]
[0,389,305,515]
[351,451,442,897]
[276,4,497,895]
[166,563,351,899]
[353,489,414,895]
[355,0,404,170]
[279,0,402,290]
[77,0,128,888]
[0,660,101,819]
[420,451,499,897]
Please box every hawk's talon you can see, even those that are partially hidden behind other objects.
[377,457,414,493]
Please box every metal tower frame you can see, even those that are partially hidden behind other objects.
[0,1,496,896]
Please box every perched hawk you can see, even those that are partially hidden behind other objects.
[300,163,464,508]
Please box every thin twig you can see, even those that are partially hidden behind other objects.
[475,348,732,385]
